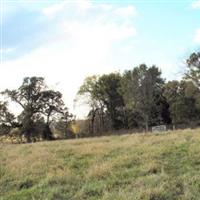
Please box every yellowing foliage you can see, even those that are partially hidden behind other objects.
[70,122,80,135]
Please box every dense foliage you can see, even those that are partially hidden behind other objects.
[77,52,200,136]
[0,77,73,142]
[0,52,200,142]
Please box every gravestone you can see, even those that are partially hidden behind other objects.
[152,125,167,133]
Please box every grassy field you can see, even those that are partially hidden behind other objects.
[1,129,200,200]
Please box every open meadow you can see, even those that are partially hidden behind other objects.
[1,129,200,200]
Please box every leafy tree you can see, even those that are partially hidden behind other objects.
[54,111,74,138]
[164,80,200,127]
[0,101,16,135]
[97,73,125,129]
[2,77,45,142]
[78,73,125,133]
[120,64,167,131]
[40,90,66,140]
[2,77,72,142]
[78,76,105,135]
[186,52,200,86]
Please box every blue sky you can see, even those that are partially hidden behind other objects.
[1,0,200,118]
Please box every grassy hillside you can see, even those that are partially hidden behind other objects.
[1,129,200,200]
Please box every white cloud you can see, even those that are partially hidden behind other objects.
[42,0,92,18]
[62,21,136,44]
[76,0,92,12]
[194,29,200,43]
[114,5,137,17]
[42,1,68,18]
[99,4,113,11]
[2,1,138,118]
[191,0,200,9]
[0,48,14,54]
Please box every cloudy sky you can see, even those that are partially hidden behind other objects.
[1,0,200,118]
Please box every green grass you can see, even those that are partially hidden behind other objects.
[1,129,200,199]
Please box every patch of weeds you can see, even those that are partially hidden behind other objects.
[115,156,140,170]
[18,179,33,190]
[0,166,6,178]
[76,181,106,199]
[161,144,191,175]
[102,148,123,161]
[67,155,94,174]
[165,178,184,198]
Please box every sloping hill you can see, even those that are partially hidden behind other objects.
[1,129,200,200]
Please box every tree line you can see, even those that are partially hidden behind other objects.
[77,52,200,136]
[0,52,200,142]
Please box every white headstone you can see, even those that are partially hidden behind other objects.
[152,125,166,133]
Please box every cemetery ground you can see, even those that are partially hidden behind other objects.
[1,128,200,200]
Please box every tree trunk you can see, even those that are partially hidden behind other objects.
[43,113,53,140]
[90,109,96,136]
[145,115,149,133]
[100,104,104,132]
[26,132,32,143]
[91,116,95,136]
[20,134,23,143]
